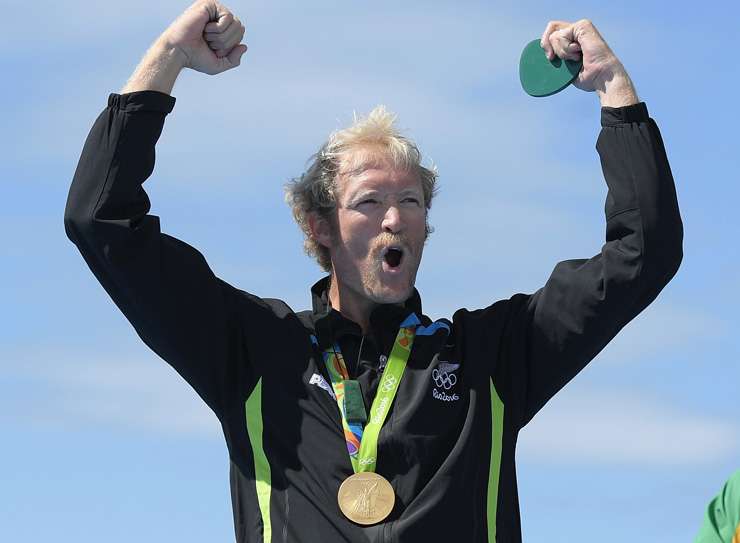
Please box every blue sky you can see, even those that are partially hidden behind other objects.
[2,0,739,541]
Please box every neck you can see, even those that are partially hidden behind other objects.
[327,273,377,334]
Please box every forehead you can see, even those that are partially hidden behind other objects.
[336,147,421,199]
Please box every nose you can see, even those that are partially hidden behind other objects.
[381,204,403,234]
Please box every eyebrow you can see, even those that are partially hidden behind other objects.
[345,189,379,206]
[345,187,422,206]
[398,188,422,197]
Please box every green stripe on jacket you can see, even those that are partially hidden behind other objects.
[246,379,273,542]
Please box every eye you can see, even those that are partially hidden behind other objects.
[402,197,422,206]
[355,198,379,208]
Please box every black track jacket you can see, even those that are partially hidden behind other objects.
[64,91,683,542]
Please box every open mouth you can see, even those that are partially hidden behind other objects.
[383,247,404,269]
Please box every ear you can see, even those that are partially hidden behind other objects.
[308,212,333,249]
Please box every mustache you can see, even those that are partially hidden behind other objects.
[371,233,412,256]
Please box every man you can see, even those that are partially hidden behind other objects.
[64,1,683,541]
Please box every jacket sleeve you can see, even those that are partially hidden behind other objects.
[492,102,683,428]
[64,91,255,417]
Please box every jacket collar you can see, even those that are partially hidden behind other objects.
[310,276,422,352]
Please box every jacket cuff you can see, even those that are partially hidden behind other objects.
[108,91,176,114]
[600,102,649,126]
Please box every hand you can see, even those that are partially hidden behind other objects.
[540,19,638,107]
[161,0,247,75]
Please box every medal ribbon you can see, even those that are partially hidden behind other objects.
[322,313,419,473]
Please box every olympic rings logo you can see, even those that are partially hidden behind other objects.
[381,375,397,392]
[432,368,457,390]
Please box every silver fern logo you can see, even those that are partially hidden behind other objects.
[309,373,335,400]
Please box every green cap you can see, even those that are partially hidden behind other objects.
[519,38,582,97]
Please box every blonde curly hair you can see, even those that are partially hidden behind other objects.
[285,105,438,272]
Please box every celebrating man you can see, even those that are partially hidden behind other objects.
[64,1,683,541]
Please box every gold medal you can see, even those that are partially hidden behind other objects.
[337,472,395,525]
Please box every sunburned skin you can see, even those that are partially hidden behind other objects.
[316,158,428,331]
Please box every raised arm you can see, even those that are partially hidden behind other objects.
[64,1,252,417]
[486,20,683,426]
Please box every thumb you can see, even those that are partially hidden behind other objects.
[564,41,582,61]
[226,44,248,67]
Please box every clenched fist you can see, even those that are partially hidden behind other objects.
[162,0,247,75]
[540,19,638,107]
[121,0,247,94]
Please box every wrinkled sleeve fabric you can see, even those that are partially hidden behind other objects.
[488,102,683,428]
[64,91,254,417]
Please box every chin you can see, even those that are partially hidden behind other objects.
[361,258,420,305]
[374,291,409,305]
[369,279,415,305]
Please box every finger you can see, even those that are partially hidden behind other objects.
[205,17,244,50]
[209,24,244,57]
[557,38,582,61]
[549,27,581,61]
[204,22,235,49]
[204,9,233,33]
[548,28,570,60]
[219,18,245,51]
[540,20,570,60]
[573,18,598,41]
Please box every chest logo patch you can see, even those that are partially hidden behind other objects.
[309,373,336,400]
[431,362,460,402]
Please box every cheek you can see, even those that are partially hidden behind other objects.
[407,211,428,237]
[337,213,377,243]
[346,234,374,260]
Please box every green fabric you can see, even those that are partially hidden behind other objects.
[487,380,504,542]
[695,470,740,543]
[246,379,272,542]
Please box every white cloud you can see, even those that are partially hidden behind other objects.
[518,387,739,466]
